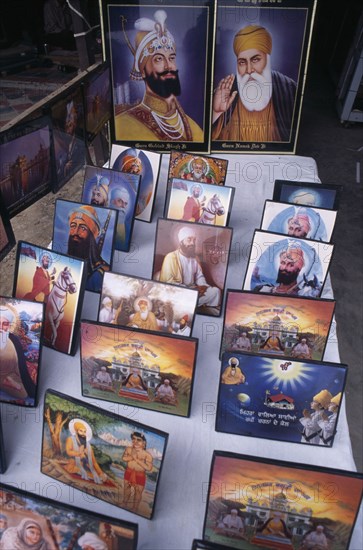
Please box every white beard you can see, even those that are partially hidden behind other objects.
[140,310,149,321]
[0,331,9,350]
[237,55,273,112]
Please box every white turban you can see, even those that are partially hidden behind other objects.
[178,226,196,243]
[110,187,130,202]
[78,532,107,550]
[0,306,15,324]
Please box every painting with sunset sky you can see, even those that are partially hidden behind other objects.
[80,320,198,417]
[220,291,335,361]
[203,451,363,549]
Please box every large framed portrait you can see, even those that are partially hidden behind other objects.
[216,351,347,447]
[203,451,363,549]
[109,144,161,222]
[81,165,140,250]
[41,389,168,519]
[152,218,233,317]
[211,0,317,153]
[13,241,87,355]
[82,61,112,142]
[80,320,198,418]
[0,296,44,407]
[0,201,16,262]
[0,483,138,549]
[220,290,336,361]
[99,271,199,336]
[273,179,342,210]
[0,116,52,217]
[242,230,334,298]
[100,0,215,152]
[52,199,118,293]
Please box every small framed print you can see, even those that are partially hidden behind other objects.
[0,116,52,216]
[273,180,342,210]
[13,241,87,355]
[211,0,317,153]
[220,290,336,361]
[83,61,112,142]
[260,200,337,243]
[99,271,199,337]
[203,451,363,550]
[167,151,229,187]
[152,218,233,317]
[80,320,198,418]
[109,144,161,222]
[165,178,235,227]
[100,0,215,152]
[52,199,117,293]
[0,296,44,407]
[243,230,334,298]
[81,165,140,250]
[41,389,168,519]
[0,483,138,549]
[216,351,347,447]
[0,412,6,473]
[0,201,16,262]
[50,86,86,192]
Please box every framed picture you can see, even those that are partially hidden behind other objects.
[203,451,363,549]
[100,0,215,152]
[0,296,44,407]
[220,290,336,361]
[211,0,317,153]
[109,144,161,222]
[165,178,235,226]
[81,165,140,251]
[192,541,231,550]
[13,241,87,355]
[260,200,337,242]
[0,412,6,474]
[41,389,168,519]
[50,86,86,191]
[83,61,112,142]
[0,483,138,549]
[0,201,16,261]
[152,218,233,317]
[51,199,118,293]
[167,151,229,187]
[273,180,342,210]
[242,230,334,298]
[216,351,347,447]
[80,320,198,418]
[0,116,51,216]
[99,271,199,337]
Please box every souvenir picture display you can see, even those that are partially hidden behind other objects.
[243,230,334,298]
[50,86,86,191]
[216,351,347,447]
[0,296,44,407]
[220,290,336,361]
[109,144,161,222]
[41,389,168,519]
[83,62,112,142]
[81,320,198,417]
[211,0,317,153]
[0,116,51,216]
[52,200,117,293]
[273,180,342,210]
[203,451,363,550]
[0,483,138,549]
[260,200,337,242]
[152,219,233,317]
[13,241,86,355]
[81,165,140,251]
[167,151,229,186]
[99,272,198,336]
[100,0,215,152]
[0,201,16,261]
[165,178,234,226]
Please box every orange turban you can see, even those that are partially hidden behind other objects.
[233,25,272,57]
[74,421,86,431]
[280,246,305,269]
[69,205,100,239]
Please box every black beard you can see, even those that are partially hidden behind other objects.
[276,268,300,285]
[180,242,196,257]
[77,434,87,447]
[68,234,91,260]
[144,70,181,98]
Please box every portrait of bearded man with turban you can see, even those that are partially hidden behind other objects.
[212,24,297,143]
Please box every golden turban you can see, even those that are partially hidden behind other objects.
[233,25,272,57]
[69,205,100,239]
[313,389,333,409]
[331,392,342,406]
[74,421,86,432]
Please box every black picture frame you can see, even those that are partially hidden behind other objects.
[0,201,16,262]
[273,180,342,210]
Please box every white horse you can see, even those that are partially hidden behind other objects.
[46,267,77,346]
[199,194,225,224]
